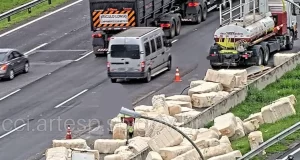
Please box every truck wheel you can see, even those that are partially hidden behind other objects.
[168,21,176,39]
[175,20,181,36]
[263,46,270,65]
[202,4,208,21]
[195,8,202,24]
[256,49,263,66]
[286,32,294,50]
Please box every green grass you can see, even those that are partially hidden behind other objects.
[0,0,69,31]
[230,65,300,159]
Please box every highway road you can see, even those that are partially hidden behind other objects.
[0,1,300,160]
[276,144,300,160]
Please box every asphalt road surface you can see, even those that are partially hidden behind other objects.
[0,0,300,160]
[276,144,300,160]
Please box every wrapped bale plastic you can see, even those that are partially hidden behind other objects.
[218,69,247,86]
[188,82,223,97]
[52,139,89,149]
[110,117,122,132]
[148,127,183,152]
[159,145,193,160]
[219,136,231,145]
[104,151,134,160]
[152,94,169,115]
[146,151,163,160]
[71,148,100,160]
[134,105,154,112]
[113,123,127,140]
[275,95,297,105]
[192,138,220,149]
[243,119,259,135]
[248,131,265,155]
[181,107,195,113]
[201,143,233,159]
[141,112,160,118]
[168,103,182,116]
[145,114,177,137]
[273,53,297,66]
[127,136,149,154]
[204,69,236,90]
[192,91,229,108]
[94,139,127,154]
[196,129,220,140]
[190,80,207,88]
[114,146,130,154]
[244,112,264,124]
[177,127,199,140]
[166,101,192,108]
[46,147,68,160]
[173,110,201,123]
[209,126,222,137]
[230,117,245,141]
[171,149,201,160]
[128,136,151,143]
[213,113,237,137]
[166,95,192,102]
[133,118,147,137]
[207,150,242,160]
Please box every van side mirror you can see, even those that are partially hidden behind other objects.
[164,40,172,47]
[292,2,300,15]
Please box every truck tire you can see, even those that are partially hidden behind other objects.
[175,20,181,36]
[263,46,270,65]
[286,32,294,50]
[168,21,176,39]
[202,3,208,21]
[195,8,202,24]
[256,49,264,66]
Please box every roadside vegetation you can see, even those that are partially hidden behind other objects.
[230,65,300,159]
[0,0,69,31]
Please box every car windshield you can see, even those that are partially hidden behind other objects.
[0,52,7,62]
[110,45,140,59]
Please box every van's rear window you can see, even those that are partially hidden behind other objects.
[111,45,140,59]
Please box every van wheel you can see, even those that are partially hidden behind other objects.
[202,3,208,21]
[111,78,117,83]
[144,70,152,83]
[167,58,172,71]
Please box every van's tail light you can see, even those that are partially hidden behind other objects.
[160,23,171,28]
[92,34,102,38]
[140,61,145,72]
[188,2,199,7]
[0,64,8,71]
[107,62,110,72]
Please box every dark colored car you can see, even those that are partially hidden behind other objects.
[0,48,30,80]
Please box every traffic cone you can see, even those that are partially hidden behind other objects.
[174,67,182,82]
[65,125,72,139]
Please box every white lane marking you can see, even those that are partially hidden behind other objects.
[24,43,48,55]
[132,91,155,104]
[54,89,88,108]
[75,51,93,61]
[0,124,27,139]
[0,0,83,38]
[281,147,300,160]
[208,5,218,12]
[172,39,178,43]
[0,89,21,101]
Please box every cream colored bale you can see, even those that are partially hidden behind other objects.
[159,145,193,160]
[276,95,297,105]
[181,107,195,112]
[145,114,177,137]
[146,151,163,160]
[207,150,242,160]
[273,53,297,66]
[230,117,245,141]
[218,69,247,85]
[113,123,127,140]
[179,138,191,146]
[243,119,260,135]
[104,151,134,160]
[201,143,233,159]
[134,105,154,112]
[194,139,209,149]
[190,80,207,88]
[188,82,223,97]
[152,94,170,115]
[175,122,184,126]
[234,76,243,88]
[94,139,126,154]
[127,137,149,154]
[198,128,209,133]
[173,111,201,123]
[192,91,229,108]
[114,146,130,154]
[117,150,135,158]
[213,113,237,137]
[133,118,147,137]
[177,127,200,140]
[171,149,201,160]
[52,139,88,149]
[166,95,192,102]
[244,112,264,124]
[168,103,182,116]
[204,69,236,89]
[128,136,151,143]
[219,136,231,145]
[141,112,160,118]
[166,101,192,108]
[110,117,122,132]
[46,147,68,160]
[148,127,183,152]
[196,129,220,140]
[209,126,222,138]
[71,149,100,160]
[248,131,265,155]
[207,138,221,147]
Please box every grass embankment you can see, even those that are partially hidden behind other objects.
[230,65,300,159]
[0,0,69,31]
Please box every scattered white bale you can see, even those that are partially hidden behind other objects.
[248,131,265,155]
[192,91,229,108]
[276,95,297,105]
[113,123,127,140]
[261,98,296,123]
[141,112,160,118]
[219,136,231,145]
[146,151,163,160]
[213,113,238,137]
[148,127,183,152]
[243,119,260,135]
[128,136,151,144]
[218,69,247,86]
[196,129,220,141]
[134,105,154,112]
[166,95,192,102]
[46,147,68,160]
[71,148,100,160]
[171,148,201,160]
[159,145,193,160]
[204,69,237,90]
[152,94,170,115]
[177,127,199,140]
[114,146,130,154]
[230,117,245,141]
[190,80,207,88]
[207,138,221,147]
[110,117,122,132]
[209,126,222,138]
[188,82,223,97]
[244,112,265,125]
[201,143,233,159]
[127,136,149,154]
[207,150,242,160]
[104,151,134,160]
[52,139,89,149]
[94,139,127,154]
[273,53,297,66]
[175,122,184,126]
[145,114,177,137]
[168,103,182,116]
[166,101,192,108]
[173,110,201,123]
[133,118,147,137]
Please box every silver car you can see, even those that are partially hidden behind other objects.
[0,48,30,80]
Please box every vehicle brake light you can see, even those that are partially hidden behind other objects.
[0,64,8,71]
[107,62,110,72]
[160,23,171,28]
[188,2,199,7]
[92,34,102,38]
[140,61,145,72]
[108,37,111,41]
[242,54,249,59]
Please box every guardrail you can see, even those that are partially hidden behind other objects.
[238,122,300,160]
[0,0,52,22]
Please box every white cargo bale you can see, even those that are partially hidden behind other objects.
[181,107,195,112]
[201,143,233,159]
[134,105,154,112]
[196,129,220,140]
[207,150,242,160]
[171,149,201,160]
[190,80,207,88]
[207,138,221,147]
[146,151,163,160]
[133,118,147,137]
[198,128,209,133]
[152,94,170,115]
[173,110,201,123]
[179,138,191,146]
[219,136,231,145]
[213,113,237,137]
[204,69,237,89]
[94,139,127,154]
[188,82,223,97]
[113,123,127,140]
[145,114,177,137]
[104,151,134,160]
[128,137,149,154]
[110,117,122,132]
[234,76,243,88]
[244,112,264,124]
[192,91,229,108]
[166,95,192,102]
[159,145,193,160]
[243,119,260,135]
[248,131,265,155]
[177,127,199,140]
[114,146,130,154]
[168,103,182,116]
[166,101,192,108]
[46,147,68,160]
[273,53,297,66]
[141,112,160,118]
[52,139,89,149]
[71,148,100,160]
[209,126,222,137]
[148,127,183,152]
[276,95,297,105]
[218,69,247,86]
[230,117,245,141]
[175,122,184,126]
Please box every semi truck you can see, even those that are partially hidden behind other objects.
[89,0,220,57]
[206,0,300,68]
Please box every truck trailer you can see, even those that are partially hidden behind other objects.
[207,0,300,68]
[89,0,219,57]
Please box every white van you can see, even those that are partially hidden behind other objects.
[107,27,173,83]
